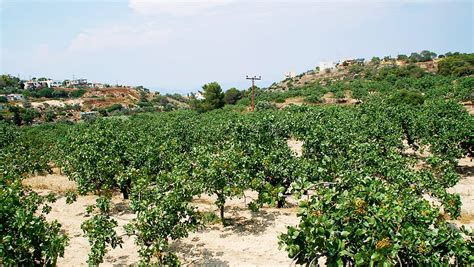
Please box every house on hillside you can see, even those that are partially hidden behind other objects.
[341,58,357,66]
[51,81,63,87]
[195,91,205,100]
[23,79,62,89]
[284,71,296,79]
[87,82,105,89]
[23,80,42,89]
[319,62,336,72]
[6,94,24,101]
[67,79,88,87]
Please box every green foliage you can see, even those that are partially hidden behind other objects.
[193,144,252,224]
[438,53,474,77]
[44,109,56,122]
[0,74,21,89]
[70,89,86,98]
[106,103,123,113]
[275,96,286,103]
[390,89,425,106]
[305,94,322,103]
[154,94,170,106]
[126,171,199,265]
[255,101,277,111]
[0,179,69,265]
[224,88,242,105]
[202,82,225,111]
[409,50,437,62]
[280,176,473,266]
[81,196,123,265]
[371,57,381,64]
[397,54,408,61]
[21,108,39,125]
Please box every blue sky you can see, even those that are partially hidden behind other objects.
[1,0,473,94]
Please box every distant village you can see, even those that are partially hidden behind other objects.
[284,58,366,79]
[0,76,142,103]
[22,77,107,90]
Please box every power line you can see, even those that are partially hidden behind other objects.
[246,75,261,112]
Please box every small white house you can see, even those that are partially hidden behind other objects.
[23,81,42,89]
[319,62,336,72]
[88,82,105,89]
[68,79,88,87]
[284,71,296,79]
[195,91,205,100]
[51,81,63,87]
[6,94,24,101]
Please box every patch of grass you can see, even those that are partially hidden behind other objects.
[199,211,220,225]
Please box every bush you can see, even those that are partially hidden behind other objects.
[0,180,69,265]
[45,110,56,122]
[275,96,286,103]
[280,176,473,266]
[305,94,322,103]
[438,53,474,77]
[70,89,86,98]
[390,89,424,106]
[255,101,277,111]
[107,104,123,113]
[223,88,242,105]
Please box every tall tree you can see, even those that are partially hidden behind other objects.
[202,82,224,111]
[223,88,242,105]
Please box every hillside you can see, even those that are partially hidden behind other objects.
[268,60,439,91]
[240,54,473,114]
[0,86,189,123]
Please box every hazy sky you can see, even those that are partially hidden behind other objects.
[1,0,473,93]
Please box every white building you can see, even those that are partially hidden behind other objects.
[23,81,38,89]
[284,71,296,79]
[319,62,336,72]
[51,81,63,87]
[67,79,88,87]
[195,91,205,100]
[23,79,62,89]
[87,82,105,89]
[6,94,24,101]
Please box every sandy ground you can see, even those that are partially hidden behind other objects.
[24,174,300,266]
[448,157,474,228]
[30,99,83,108]
[21,155,473,266]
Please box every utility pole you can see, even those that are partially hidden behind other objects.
[246,75,261,112]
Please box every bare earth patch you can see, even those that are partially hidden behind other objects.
[26,156,473,265]
[275,96,306,109]
[30,176,299,266]
[449,157,474,228]
[287,138,304,157]
[22,174,77,193]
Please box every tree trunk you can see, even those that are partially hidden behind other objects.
[277,198,285,208]
[216,192,225,226]
[121,188,129,199]
[220,205,225,225]
[121,179,131,199]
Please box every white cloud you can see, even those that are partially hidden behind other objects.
[68,23,172,52]
[129,0,235,16]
